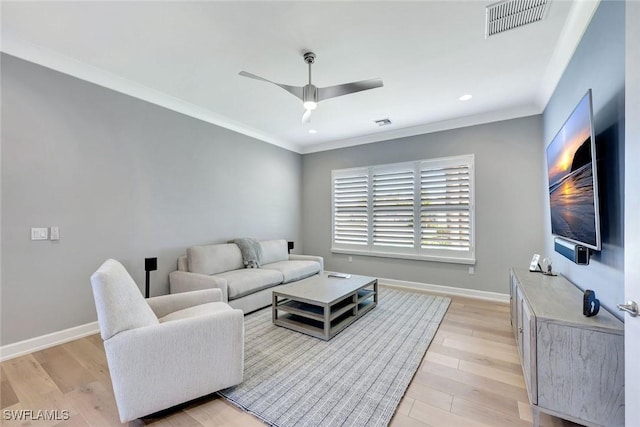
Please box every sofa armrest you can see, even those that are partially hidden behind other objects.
[169,270,229,302]
[146,289,222,319]
[104,308,244,422]
[289,254,324,274]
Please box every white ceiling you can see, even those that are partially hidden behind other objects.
[1,1,599,154]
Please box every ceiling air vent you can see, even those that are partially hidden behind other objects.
[374,118,392,127]
[485,0,549,38]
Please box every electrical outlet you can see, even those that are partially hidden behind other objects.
[348,256,353,262]
[468,266,475,275]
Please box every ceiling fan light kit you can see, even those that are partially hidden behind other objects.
[302,90,317,110]
[239,51,383,124]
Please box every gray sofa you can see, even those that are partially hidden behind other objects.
[170,239,323,313]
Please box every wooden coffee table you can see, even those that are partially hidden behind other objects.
[272,273,378,340]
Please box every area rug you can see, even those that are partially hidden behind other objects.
[219,287,451,427]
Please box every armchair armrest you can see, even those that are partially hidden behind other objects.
[289,254,324,274]
[147,289,222,319]
[169,270,229,302]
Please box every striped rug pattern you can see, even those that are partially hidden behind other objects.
[219,287,451,427]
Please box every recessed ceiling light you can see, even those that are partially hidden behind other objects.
[308,129,317,134]
[459,94,473,101]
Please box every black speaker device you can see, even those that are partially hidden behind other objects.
[554,238,589,265]
[145,257,157,271]
[583,289,600,317]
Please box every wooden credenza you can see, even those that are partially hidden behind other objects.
[509,268,624,427]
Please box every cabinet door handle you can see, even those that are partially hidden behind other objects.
[518,327,523,333]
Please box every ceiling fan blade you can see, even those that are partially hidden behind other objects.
[317,78,383,102]
[302,109,312,124]
[239,71,304,100]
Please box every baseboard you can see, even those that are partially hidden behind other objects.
[0,321,100,362]
[0,276,508,361]
[379,278,509,302]
[323,270,509,302]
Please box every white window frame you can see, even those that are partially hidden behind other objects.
[331,154,475,265]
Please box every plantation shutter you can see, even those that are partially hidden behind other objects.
[332,155,474,264]
[333,172,369,246]
[420,161,471,251]
[372,168,415,248]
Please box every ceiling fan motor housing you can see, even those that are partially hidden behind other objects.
[303,84,318,109]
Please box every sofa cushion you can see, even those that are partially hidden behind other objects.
[158,301,232,323]
[262,260,321,283]
[177,255,188,272]
[187,244,244,275]
[214,269,284,300]
[260,239,289,265]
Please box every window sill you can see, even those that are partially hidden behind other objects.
[330,247,476,265]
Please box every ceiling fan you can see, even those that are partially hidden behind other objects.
[239,52,383,123]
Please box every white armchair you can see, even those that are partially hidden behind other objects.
[90,259,244,423]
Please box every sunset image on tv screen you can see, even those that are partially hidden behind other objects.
[546,94,597,247]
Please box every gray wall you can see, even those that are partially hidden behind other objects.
[302,116,545,295]
[541,0,625,318]
[1,54,302,345]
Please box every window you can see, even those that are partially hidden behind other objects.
[331,155,475,264]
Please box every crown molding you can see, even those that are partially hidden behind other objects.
[300,105,540,154]
[1,35,303,154]
[2,0,599,158]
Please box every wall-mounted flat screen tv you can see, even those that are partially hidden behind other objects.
[546,89,601,251]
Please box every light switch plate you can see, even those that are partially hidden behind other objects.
[31,227,48,240]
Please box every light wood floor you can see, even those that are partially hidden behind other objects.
[0,293,580,427]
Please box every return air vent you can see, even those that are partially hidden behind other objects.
[485,0,549,38]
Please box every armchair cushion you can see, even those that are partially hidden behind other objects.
[91,259,158,340]
[158,301,232,323]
